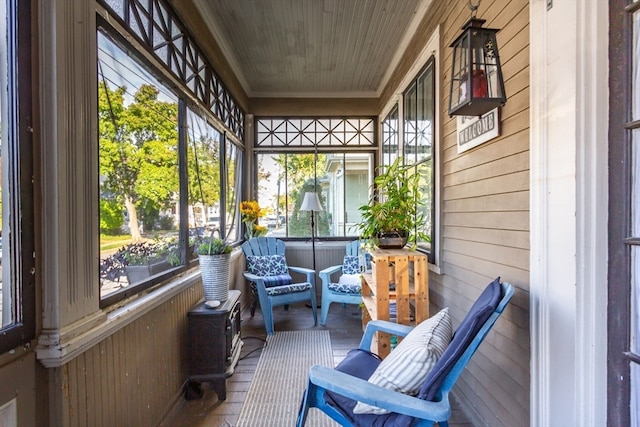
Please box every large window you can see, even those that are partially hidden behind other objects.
[97,8,245,304]
[0,0,35,353]
[382,56,436,261]
[404,58,436,258]
[254,118,376,239]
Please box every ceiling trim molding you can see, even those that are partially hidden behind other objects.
[375,0,434,97]
[250,90,379,99]
[192,0,252,96]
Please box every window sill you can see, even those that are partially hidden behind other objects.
[36,269,201,368]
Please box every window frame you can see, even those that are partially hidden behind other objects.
[608,0,640,424]
[254,149,375,240]
[253,116,378,241]
[97,9,245,307]
[0,0,36,353]
[383,55,437,263]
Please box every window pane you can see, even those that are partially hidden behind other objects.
[382,105,399,168]
[404,82,417,163]
[257,152,372,238]
[186,109,222,243]
[632,132,638,427]
[633,10,639,121]
[256,153,286,237]
[416,65,434,164]
[224,138,242,241]
[633,244,640,427]
[633,8,640,425]
[324,153,373,237]
[98,30,181,297]
[0,0,11,327]
[417,161,433,251]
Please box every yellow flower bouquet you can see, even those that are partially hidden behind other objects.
[240,200,268,239]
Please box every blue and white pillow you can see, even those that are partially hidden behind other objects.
[246,255,292,288]
[342,255,361,274]
[246,255,272,276]
[353,308,453,414]
[246,254,289,276]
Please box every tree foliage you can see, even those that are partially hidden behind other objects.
[271,153,329,237]
[98,82,179,240]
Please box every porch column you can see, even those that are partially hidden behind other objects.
[530,0,608,425]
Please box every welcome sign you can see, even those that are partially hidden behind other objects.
[456,108,500,154]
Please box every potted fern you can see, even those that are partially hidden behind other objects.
[356,156,429,249]
[198,236,233,302]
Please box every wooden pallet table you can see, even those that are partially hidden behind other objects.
[360,248,429,358]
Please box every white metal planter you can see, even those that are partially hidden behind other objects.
[199,253,231,302]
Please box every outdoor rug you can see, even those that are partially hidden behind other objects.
[236,330,339,427]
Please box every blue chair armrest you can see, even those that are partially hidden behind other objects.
[319,265,343,285]
[288,265,315,283]
[243,272,262,282]
[359,320,414,350]
[308,365,451,421]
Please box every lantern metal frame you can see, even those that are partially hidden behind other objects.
[448,17,507,117]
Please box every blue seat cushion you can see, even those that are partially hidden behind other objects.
[418,277,502,401]
[265,282,311,296]
[325,348,417,427]
[262,274,294,288]
[328,282,361,294]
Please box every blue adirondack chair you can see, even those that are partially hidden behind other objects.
[297,278,514,426]
[319,240,367,326]
[242,237,317,335]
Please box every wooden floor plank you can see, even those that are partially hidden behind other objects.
[159,301,473,427]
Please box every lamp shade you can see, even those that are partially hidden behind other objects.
[300,192,323,212]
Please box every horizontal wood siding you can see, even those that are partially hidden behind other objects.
[381,0,531,425]
[439,1,530,425]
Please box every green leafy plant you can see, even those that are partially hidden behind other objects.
[198,237,232,255]
[355,156,429,249]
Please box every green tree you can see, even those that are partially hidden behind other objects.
[98,82,179,241]
[187,133,221,221]
[100,199,124,234]
[273,153,329,236]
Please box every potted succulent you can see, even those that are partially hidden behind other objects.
[356,156,429,249]
[198,236,233,302]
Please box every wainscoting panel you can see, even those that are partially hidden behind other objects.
[61,286,200,426]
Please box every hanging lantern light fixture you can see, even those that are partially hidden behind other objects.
[448,0,506,117]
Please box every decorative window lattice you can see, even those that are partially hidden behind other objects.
[100,0,244,140]
[255,117,376,148]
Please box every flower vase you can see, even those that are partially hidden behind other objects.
[199,253,230,301]
[244,221,256,240]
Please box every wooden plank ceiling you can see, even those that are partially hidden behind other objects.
[192,0,432,98]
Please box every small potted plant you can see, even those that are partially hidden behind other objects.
[198,236,233,302]
[121,238,178,284]
[355,156,429,249]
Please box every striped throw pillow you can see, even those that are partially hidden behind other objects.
[353,307,452,415]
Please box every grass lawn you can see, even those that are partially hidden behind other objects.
[100,234,134,252]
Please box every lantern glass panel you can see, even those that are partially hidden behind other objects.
[471,30,503,100]
[450,32,471,110]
